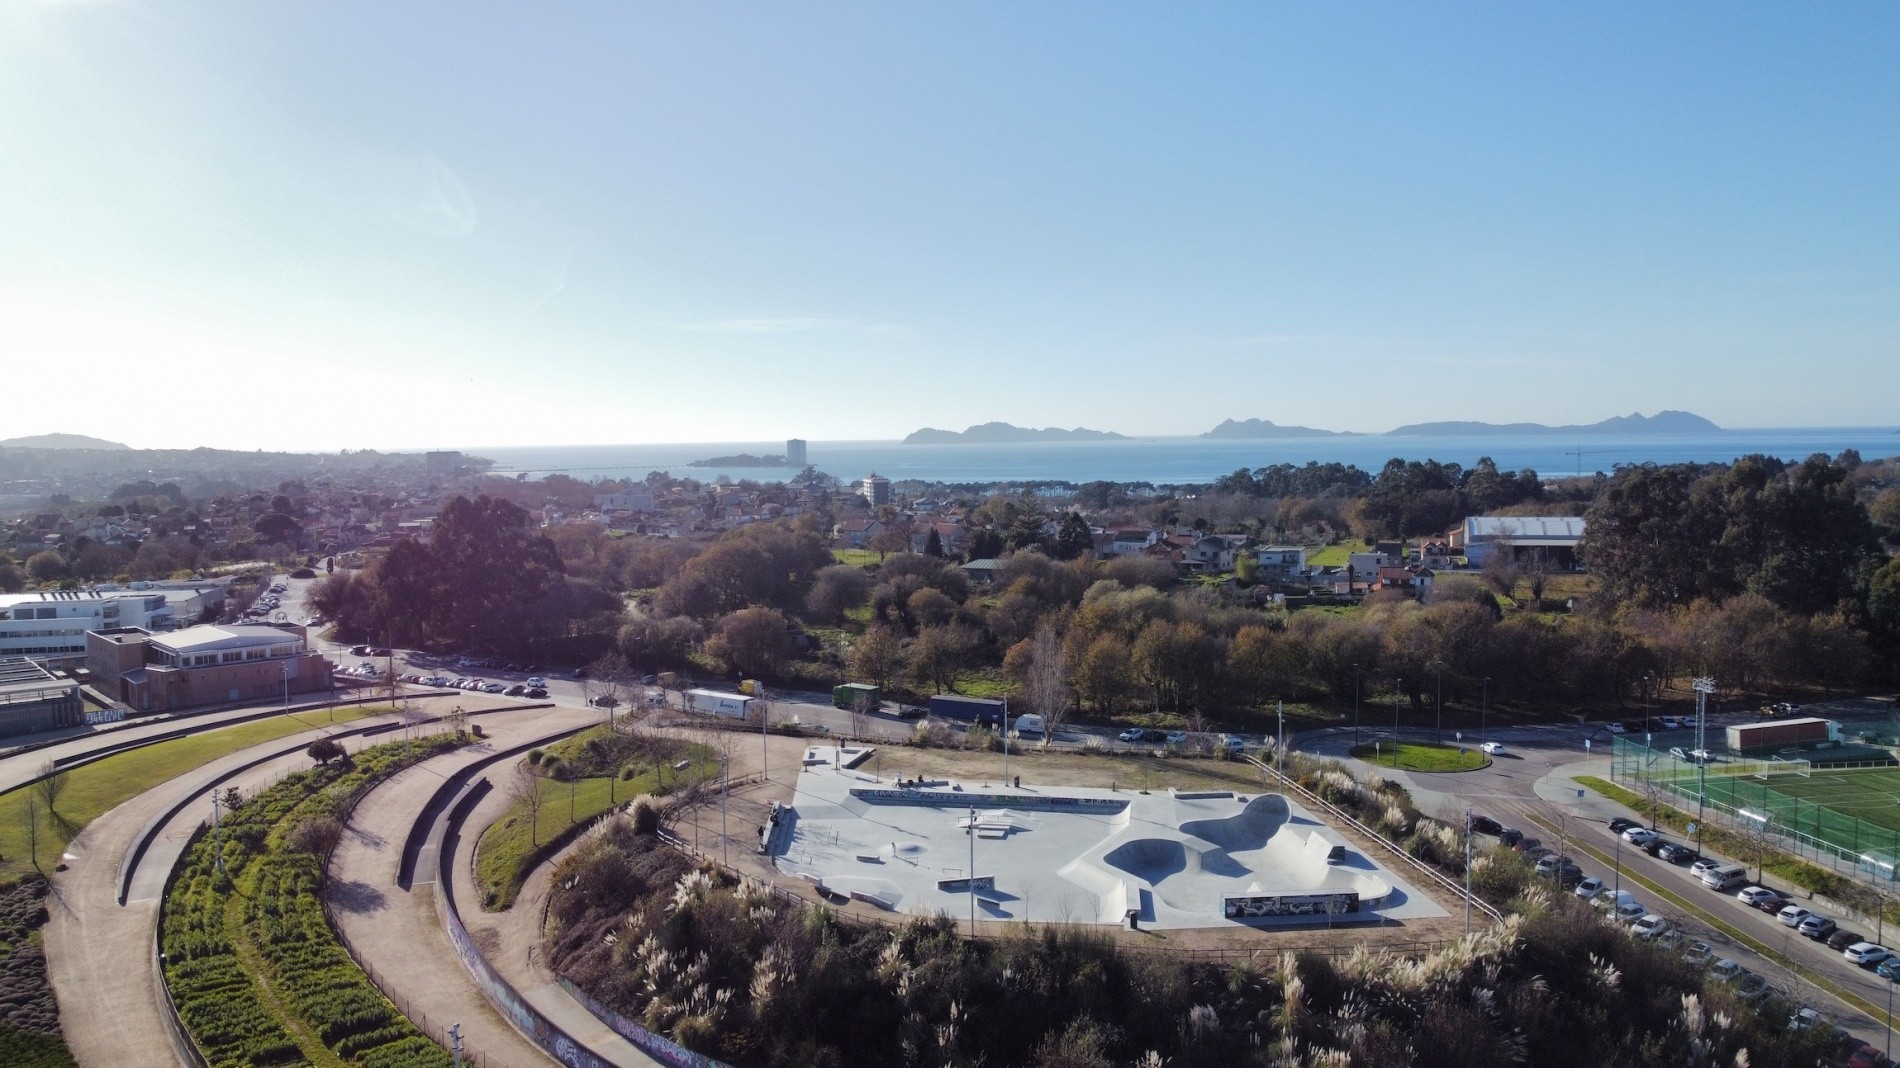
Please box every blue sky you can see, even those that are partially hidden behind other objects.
[3,3,1897,449]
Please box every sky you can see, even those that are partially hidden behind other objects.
[3,3,1899,451]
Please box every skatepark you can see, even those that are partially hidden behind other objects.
[773,749,1448,930]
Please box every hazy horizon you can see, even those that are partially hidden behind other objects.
[7,5,1900,450]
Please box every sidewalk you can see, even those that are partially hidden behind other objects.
[326,737,555,1068]
[449,778,661,1067]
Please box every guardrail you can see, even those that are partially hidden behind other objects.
[1244,755,1505,927]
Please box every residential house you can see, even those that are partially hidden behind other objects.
[834,518,885,550]
[1254,545,1307,578]
[1106,528,1161,556]
[910,521,969,557]
[1373,565,1435,597]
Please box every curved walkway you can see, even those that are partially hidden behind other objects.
[324,718,561,1068]
[44,713,410,1067]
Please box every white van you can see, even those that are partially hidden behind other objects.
[1701,863,1748,891]
[1012,714,1046,738]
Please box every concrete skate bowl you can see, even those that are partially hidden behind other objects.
[1179,793,1291,852]
[1102,838,1188,882]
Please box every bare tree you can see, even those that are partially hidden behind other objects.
[32,760,66,822]
[850,690,874,740]
[1024,624,1071,746]
[512,759,547,848]
[22,797,42,875]
[1523,548,1551,607]
[583,650,633,724]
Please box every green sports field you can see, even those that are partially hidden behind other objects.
[1689,766,1900,861]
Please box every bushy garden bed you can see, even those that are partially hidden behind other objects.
[547,816,1843,1068]
[0,879,73,1068]
[473,725,715,911]
[161,736,461,1068]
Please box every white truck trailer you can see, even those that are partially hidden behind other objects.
[684,688,755,719]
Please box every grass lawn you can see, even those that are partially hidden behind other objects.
[1304,539,1369,568]
[1347,741,1489,773]
[830,549,882,568]
[475,736,719,910]
[0,704,387,884]
[949,668,1015,700]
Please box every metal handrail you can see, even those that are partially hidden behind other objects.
[1246,755,1505,926]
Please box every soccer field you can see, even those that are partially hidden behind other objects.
[1694,766,1900,861]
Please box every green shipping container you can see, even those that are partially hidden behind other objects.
[833,683,881,710]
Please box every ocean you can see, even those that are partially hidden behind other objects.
[472,428,1900,487]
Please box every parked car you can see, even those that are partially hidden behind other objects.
[1735,974,1772,1003]
[1798,915,1837,940]
[1534,855,1579,878]
[1630,914,1671,940]
[1708,959,1745,983]
[1574,876,1606,899]
[1523,845,1553,862]
[1164,730,1189,745]
[1749,888,1793,913]
[1608,817,1641,834]
[505,685,526,697]
[1654,929,1687,953]
[1690,859,1722,880]
[1845,942,1893,967]
[1218,735,1248,752]
[1788,1008,1826,1033]
[526,688,548,699]
[1480,741,1505,755]
[1611,902,1647,924]
[1118,728,1144,742]
[1847,1044,1893,1068]
[1658,715,1685,730]
[1469,815,1503,836]
[1657,843,1698,864]
[1737,886,1783,909]
[1593,889,1640,912]
[1511,836,1542,854]
[1777,905,1814,927]
[1622,828,1660,847]
[1879,957,1900,982]
[1606,722,1627,734]
[1640,837,1671,857]
[1825,928,1863,951]
[1499,828,1523,847]
[526,676,547,688]
[1682,940,1716,968]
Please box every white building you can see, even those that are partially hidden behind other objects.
[0,590,176,662]
[595,486,656,512]
[1450,516,1587,568]
[1255,545,1308,577]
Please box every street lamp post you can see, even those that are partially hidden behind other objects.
[1694,677,1716,854]
[1352,664,1361,749]
[1392,680,1401,749]
[1481,677,1490,745]
[1433,662,1445,745]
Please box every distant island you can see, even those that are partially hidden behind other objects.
[1201,418,1362,440]
[1385,410,1724,437]
[0,433,129,450]
[687,453,791,467]
[904,422,1130,445]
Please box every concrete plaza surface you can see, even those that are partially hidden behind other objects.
[776,753,1447,929]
